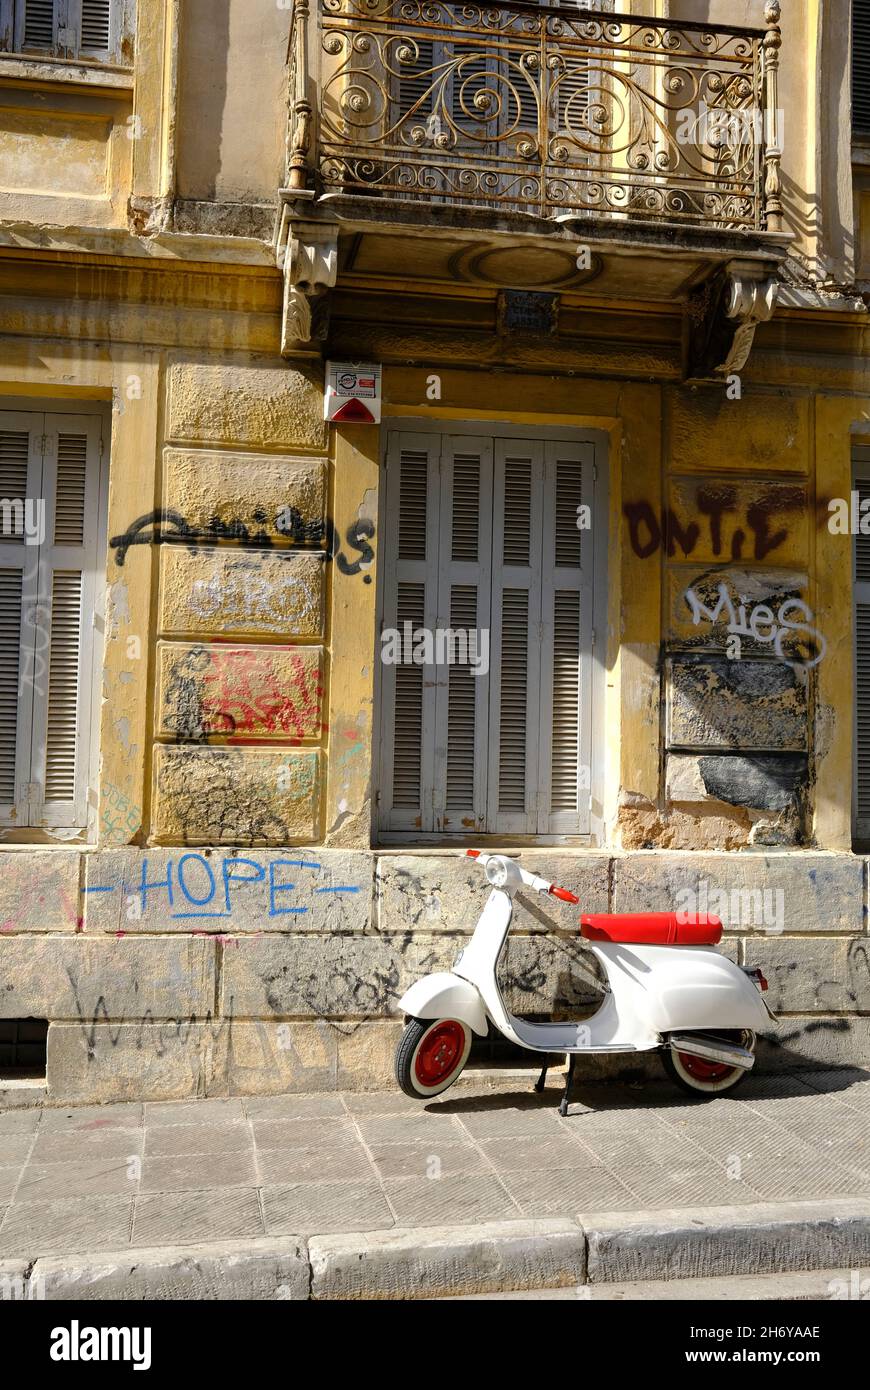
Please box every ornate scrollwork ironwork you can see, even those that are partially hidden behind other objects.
[303,0,780,230]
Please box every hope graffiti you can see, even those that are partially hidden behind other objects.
[85,855,361,922]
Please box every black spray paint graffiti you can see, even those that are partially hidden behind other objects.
[624,484,806,562]
[109,508,375,581]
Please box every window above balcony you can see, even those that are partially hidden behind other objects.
[0,0,134,71]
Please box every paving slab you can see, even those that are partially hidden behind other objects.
[261,1180,394,1236]
[132,1187,263,1246]
[251,1117,360,1152]
[14,1159,136,1204]
[384,1174,520,1227]
[256,1145,374,1186]
[140,1152,258,1194]
[0,1110,41,1135]
[0,1194,133,1256]
[40,1103,143,1132]
[145,1099,247,1128]
[143,1122,252,1158]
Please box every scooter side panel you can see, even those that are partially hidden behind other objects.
[398,973,489,1036]
[591,942,770,1035]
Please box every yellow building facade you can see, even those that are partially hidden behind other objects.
[1,0,870,1103]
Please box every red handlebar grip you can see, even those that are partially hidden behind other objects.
[466,849,480,859]
[549,885,580,904]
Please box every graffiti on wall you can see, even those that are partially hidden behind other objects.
[683,578,826,668]
[100,782,142,845]
[109,508,375,581]
[162,645,324,743]
[85,853,361,922]
[625,482,807,561]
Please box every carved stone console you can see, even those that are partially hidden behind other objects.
[275,193,339,357]
[686,261,779,380]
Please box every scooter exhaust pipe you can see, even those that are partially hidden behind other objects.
[668,1034,755,1071]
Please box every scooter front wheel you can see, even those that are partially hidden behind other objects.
[395,1017,473,1099]
[662,1030,755,1097]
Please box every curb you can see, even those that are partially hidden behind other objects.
[581,1199,870,1285]
[4,1200,870,1301]
[308,1219,584,1300]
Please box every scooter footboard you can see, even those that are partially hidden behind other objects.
[399,973,489,1037]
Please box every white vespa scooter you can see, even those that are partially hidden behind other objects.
[396,852,773,1114]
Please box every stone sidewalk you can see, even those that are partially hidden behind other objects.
[1,1066,870,1263]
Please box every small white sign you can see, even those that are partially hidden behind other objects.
[324,362,382,424]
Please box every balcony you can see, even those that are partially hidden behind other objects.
[280,1,790,375]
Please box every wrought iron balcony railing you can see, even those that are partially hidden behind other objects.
[287,0,783,234]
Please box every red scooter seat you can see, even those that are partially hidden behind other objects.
[580,912,722,946]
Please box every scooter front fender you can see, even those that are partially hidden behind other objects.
[399,972,489,1037]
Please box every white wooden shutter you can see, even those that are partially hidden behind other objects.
[0,413,42,827]
[538,441,595,833]
[78,0,112,53]
[433,437,493,833]
[486,441,545,834]
[378,428,600,841]
[395,37,436,126]
[16,0,57,50]
[14,0,117,57]
[29,415,103,829]
[855,460,870,838]
[379,432,442,832]
[855,0,870,135]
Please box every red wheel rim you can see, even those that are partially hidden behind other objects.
[676,1051,736,1082]
[414,1021,466,1088]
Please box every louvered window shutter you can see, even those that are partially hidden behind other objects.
[378,428,600,842]
[396,37,435,125]
[14,0,117,57]
[855,0,870,135]
[17,0,57,50]
[486,441,545,834]
[854,458,870,837]
[432,437,494,833]
[538,442,595,834]
[79,0,112,53]
[0,414,42,826]
[29,416,102,830]
[379,432,442,831]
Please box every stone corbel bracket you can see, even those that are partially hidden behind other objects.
[685,261,779,381]
[275,194,339,357]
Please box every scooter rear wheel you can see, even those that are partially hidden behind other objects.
[662,1030,755,1097]
[395,1017,473,1099]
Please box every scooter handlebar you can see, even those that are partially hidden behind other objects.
[465,851,580,904]
[549,885,581,904]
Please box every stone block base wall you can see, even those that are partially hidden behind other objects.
[0,849,867,1104]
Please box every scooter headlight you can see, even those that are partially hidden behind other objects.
[485,858,508,888]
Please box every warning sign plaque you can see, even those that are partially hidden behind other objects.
[324,362,382,424]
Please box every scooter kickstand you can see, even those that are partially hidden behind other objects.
[534,1063,548,1094]
[559,1054,577,1118]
